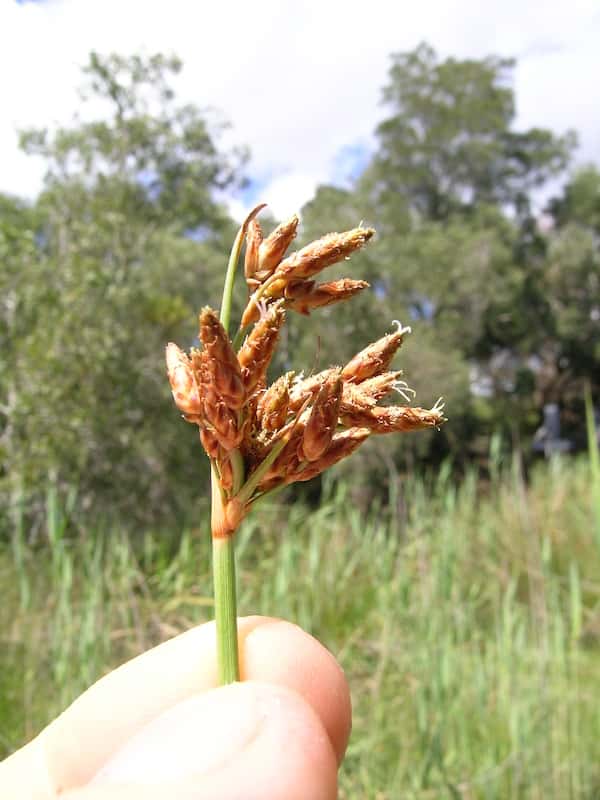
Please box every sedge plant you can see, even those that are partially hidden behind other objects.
[166,204,446,684]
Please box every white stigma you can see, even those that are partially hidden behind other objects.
[392,380,417,404]
[256,298,270,320]
[392,319,412,336]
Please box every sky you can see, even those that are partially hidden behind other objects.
[1,0,599,220]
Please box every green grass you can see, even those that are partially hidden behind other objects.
[1,454,600,798]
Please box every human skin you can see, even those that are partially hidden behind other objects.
[0,616,352,799]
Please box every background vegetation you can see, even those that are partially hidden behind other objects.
[1,44,599,797]
[2,453,599,797]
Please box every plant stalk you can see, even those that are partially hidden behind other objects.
[211,464,241,683]
[209,209,263,685]
[212,533,240,684]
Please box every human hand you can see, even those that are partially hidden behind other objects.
[0,616,351,799]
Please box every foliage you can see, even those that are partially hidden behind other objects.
[20,52,246,232]
[297,45,597,471]
[0,41,598,800]
[1,43,598,520]
[545,167,600,370]
[2,457,599,797]
[1,53,245,524]
[364,42,575,223]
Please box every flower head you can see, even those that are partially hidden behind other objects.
[166,206,446,532]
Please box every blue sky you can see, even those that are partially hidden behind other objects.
[1,0,599,219]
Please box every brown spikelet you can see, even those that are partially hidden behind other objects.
[341,403,445,433]
[194,351,218,410]
[166,204,446,518]
[241,284,287,327]
[358,371,405,401]
[286,278,370,315]
[242,385,262,437]
[341,323,411,384]
[340,382,377,415]
[288,427,371,483]
[240,300,258,329]
[166,343,203,421]
[275,227,375,281]
[238,278,288,326]
[259,423,305,484]
[195,349,243,451]
[258,214,299,277]
[244,219,263,291]
[200,427,220,458]
[300,372,343,461]
[282,277,313,300]
[189,346,205,378]
[207,401,244,450]
[288,368,336,412]
[237,302,286,396]
[238,425,268,472]
[199,307,246,409]
[256,372,293,431]
[241,227,374,326]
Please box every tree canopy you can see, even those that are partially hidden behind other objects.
[1,45,597,527]
[1,53,244,525]
[298,44,595,473]
[366,42,575,224]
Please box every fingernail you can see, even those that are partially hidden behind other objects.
[90,683,264,785]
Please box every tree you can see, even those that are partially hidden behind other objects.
[550,165,600,235]
[364,43,575,225]
[0,195,46,513]
[296,44,587,469]
[21,52,246,233]
[541,168,600,406]
[1,53,245,527]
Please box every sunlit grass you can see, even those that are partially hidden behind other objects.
[1,454,600,798]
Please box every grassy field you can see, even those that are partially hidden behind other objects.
[1,453,600,798]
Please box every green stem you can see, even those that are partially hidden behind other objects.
[219,231,244,334]
[210,205,264,685]
[212,535,239,683]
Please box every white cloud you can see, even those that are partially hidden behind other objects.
[1,0,599,215]
[257,171,323,221]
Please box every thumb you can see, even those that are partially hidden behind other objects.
[63,681,339,800]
